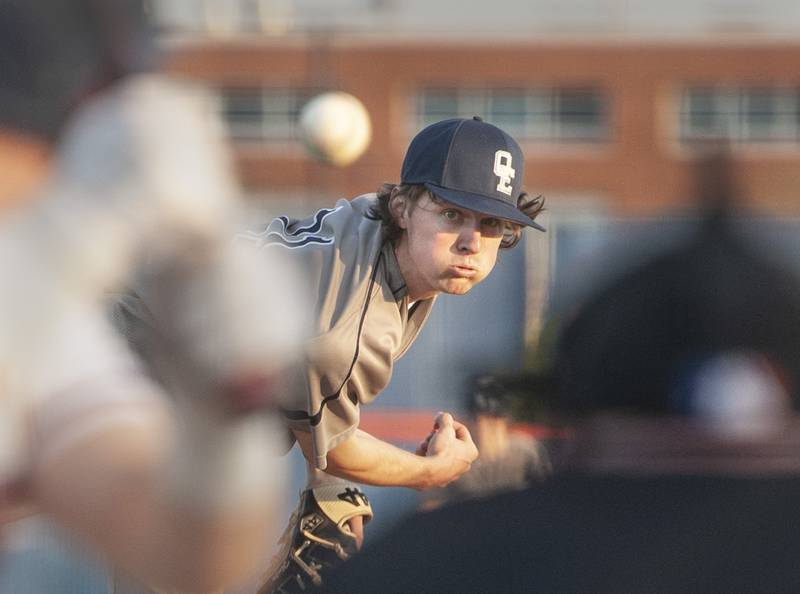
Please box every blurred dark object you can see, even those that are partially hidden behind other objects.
[500,369,562,423]
[555,150,800,418]
[0,0,155,139]
[323,474,800,594]
[467,374,510,418]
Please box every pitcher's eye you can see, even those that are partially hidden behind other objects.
[442,209,462,223]
[481,218,505,237]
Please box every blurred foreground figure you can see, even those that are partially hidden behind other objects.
[420,375,550,510]
[320,154,800,594]
[0,2,300,592]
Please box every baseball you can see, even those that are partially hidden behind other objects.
[299,92,372,167]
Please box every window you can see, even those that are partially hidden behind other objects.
[679,86,800,144]
[417,87,608,142]
[557,89,606,140]
[219,88,317,143]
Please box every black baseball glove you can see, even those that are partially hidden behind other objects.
[257,483,373,593]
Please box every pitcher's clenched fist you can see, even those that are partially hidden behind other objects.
[418,412,479,488]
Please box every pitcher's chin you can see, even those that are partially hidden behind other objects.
[440,278,478,296]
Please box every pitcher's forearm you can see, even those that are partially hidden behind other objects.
[294,429,444,489]
[328,431,439,489]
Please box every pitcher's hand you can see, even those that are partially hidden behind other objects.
[424,412,478,487]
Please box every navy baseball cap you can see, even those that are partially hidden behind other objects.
[401,117,545,231]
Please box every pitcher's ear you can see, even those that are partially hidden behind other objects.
[389,189,409,229]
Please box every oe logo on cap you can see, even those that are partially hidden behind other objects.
[493,150,515,196]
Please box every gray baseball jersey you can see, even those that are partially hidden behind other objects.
[248,194,436,469]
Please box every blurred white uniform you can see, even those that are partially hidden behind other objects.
[0,75,302,519]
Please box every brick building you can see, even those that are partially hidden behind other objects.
[165,38,800,216]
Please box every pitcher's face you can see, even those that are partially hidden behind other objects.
[394,193,504,301]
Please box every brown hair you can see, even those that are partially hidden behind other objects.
[366,183,430,245]
[367,183,545,249]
